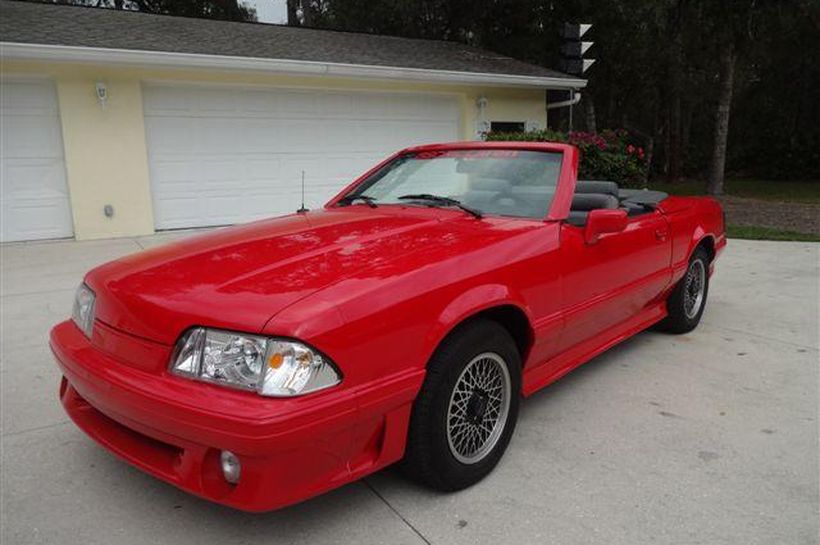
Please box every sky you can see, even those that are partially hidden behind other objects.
[243,0,288,24]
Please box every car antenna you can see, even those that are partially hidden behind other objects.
[297,170,309,213]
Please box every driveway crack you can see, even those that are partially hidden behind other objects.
[363,478,432,545]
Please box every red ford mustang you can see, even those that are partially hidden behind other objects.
[51,142,725,512]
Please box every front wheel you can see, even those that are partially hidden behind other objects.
[402,320,521,491]
[657,246,711,333]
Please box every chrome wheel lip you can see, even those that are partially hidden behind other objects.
[684,258,706,319]
[446,352,511,465]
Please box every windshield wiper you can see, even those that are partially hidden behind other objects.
[337,195,378,208]
[397,194,483,219]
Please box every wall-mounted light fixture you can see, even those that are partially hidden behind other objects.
[95,81,108,109]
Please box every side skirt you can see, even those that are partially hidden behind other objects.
[521,302,667,397]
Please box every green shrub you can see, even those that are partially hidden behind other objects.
[486,129,648,188]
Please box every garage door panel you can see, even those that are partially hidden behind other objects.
[2,199,72,237]
[1,80,73,242]
[320,93,357,117]
[242,120,285,150]
[272,90,320,116]
[1,115,65,159]
[242,90,281,114]
[149,160,199,185]
[0,81,61,115]
[143,118,197,153]
[2,159,68,197]
[153,196,200,227]
[142,85,192,114]
[144,84,459,229]
[244,158,284,181]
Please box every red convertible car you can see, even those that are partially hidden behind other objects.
[51,142,725,512]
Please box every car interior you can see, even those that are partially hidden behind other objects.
[566,181,669,227]
[460,178,669,225]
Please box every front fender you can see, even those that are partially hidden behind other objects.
[423,284,533,362]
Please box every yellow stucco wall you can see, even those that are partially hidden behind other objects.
[55,74,155,239]
[1,60,547,240]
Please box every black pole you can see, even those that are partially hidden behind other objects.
[297,170,309,213]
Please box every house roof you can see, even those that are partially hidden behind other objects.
[0,0,585,89]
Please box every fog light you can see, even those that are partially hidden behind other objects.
[220,450,241,484]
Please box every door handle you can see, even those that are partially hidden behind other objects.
[655,229,669,241]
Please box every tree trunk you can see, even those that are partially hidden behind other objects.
[662,114,670,177]
[681,99,693,173]
[286,0,301,25]
[302,1,317,27]
[667,27,684,182]
[707,42,736,195]
[584,95,597,133]
[644,137,654,187]
[666,0,686,182]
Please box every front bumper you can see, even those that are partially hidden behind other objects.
[51,320,420,512]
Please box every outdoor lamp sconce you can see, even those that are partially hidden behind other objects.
[95,81,108,109]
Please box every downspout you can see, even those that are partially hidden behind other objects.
[546,90,582,130]
[544,89,581,130]
[547,91,582,110]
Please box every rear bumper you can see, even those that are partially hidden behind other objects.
[51,320,419,512]
[715,233,727,258]
[711,234,727,275]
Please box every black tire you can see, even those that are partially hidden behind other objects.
[657,246,711,334]
[402,319,521,491]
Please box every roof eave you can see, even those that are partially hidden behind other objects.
[0,42,587,89]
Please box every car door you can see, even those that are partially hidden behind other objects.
[556,210,673,352]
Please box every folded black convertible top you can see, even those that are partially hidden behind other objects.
[618,189,670,207]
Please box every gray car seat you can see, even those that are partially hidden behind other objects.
[575,180,619,198]
[461,178,511,210]
[567,193,619,226]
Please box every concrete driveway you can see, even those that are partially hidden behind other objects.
[1,234,817,545]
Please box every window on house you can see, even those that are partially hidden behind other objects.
[490,121,526,133]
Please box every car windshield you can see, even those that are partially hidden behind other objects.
[342,149,563,219]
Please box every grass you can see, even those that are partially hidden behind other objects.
[727,225,820,242]
[646,178,819,241]
[650,178,820,204]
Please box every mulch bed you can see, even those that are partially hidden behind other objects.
[717,196,820,235]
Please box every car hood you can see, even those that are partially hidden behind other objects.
[87,208,496,345]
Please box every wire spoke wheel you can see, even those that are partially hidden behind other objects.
[446,352,511,465]
[683,259,706,319]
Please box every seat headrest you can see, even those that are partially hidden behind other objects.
[566,210,589,226]
[571,193,619,211]
[576,180,619,197]
[470,177,511,192]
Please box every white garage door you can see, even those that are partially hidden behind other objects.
[1,80,73,242]
[143,84,460,229]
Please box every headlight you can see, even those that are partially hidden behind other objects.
[71,283,96,338]
[170,328,341,397]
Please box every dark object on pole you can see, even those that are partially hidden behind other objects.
[559,23,595,76]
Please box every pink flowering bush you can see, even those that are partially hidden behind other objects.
[486,128,648,187]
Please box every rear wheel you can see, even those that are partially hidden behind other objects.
[402,320,521,491]
[657,246,710,333]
